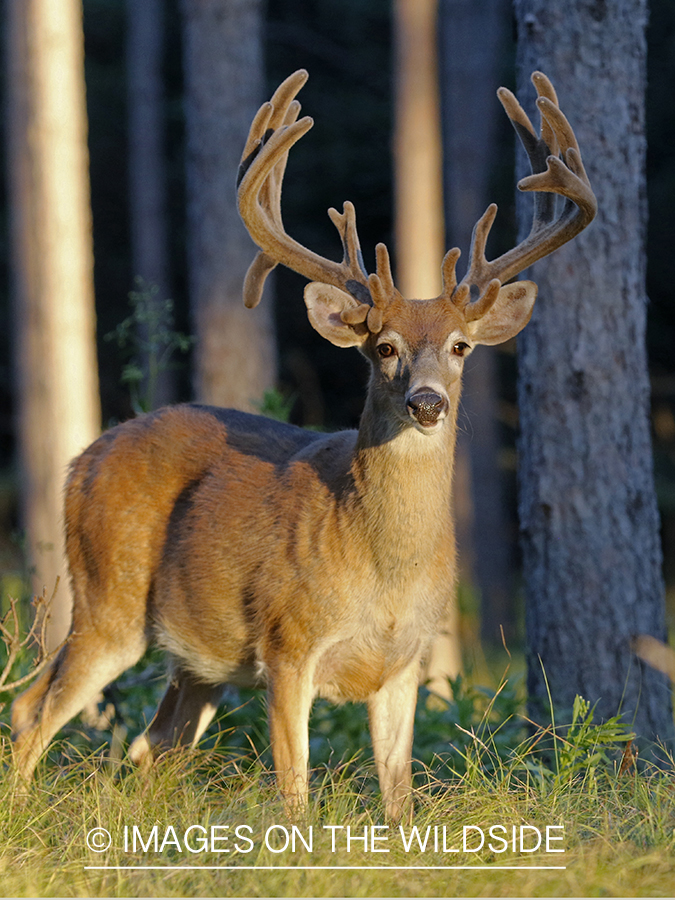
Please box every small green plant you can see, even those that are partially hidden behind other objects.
[553,695,635,783]
[516,693,637,799]
[253,387,296,422]
[105,278,193,414]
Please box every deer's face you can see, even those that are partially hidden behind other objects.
[362,297,472,434]
[304,279,538,437]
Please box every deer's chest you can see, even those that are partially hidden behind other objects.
[304,578,443,703]
[312,633,417,703]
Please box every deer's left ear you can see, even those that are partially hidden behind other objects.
[467,281,538,346]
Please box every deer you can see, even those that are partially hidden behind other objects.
[11,69,595,821]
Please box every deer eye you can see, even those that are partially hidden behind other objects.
[377,342,397,359]
[452,341,470,357]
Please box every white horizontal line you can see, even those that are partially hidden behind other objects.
[85,864,566,871]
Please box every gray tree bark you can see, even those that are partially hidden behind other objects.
[514,0,674,750]
[181,0,276,409]
[439,0,514,645]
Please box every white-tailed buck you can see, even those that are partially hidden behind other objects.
[12,70,595,819]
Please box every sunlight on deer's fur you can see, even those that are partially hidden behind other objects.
[11,69,595,821]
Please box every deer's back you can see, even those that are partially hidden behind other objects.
[64,404,321,637]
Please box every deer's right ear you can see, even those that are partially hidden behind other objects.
[304,283,370,348]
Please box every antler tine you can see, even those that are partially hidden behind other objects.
[440,247,461,298]
[467,203,498,289]
[241,252,275,310]
[464,279,501,322]
[238,69,373,310]
[364,244,398,334]
[263,99,302,225]
[354,243,400,334]
[497,76,558,234]
[268,69,308,128]
[530,71,559,158]
[239,102,273,173]
[454,71,597,307]
[450,204,499,317]
[260,81,305,222]
[327,202,371,303]
[374,242,397,299]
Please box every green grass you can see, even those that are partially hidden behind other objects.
[1,682,673,898]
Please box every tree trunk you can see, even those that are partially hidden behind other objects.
[514,0,674,750]
[439,0,514,646]
[393,0,445,300]
[6,0,101,647]
[393,0,462,692]
[181,0,276,409]
[126,0,174,408]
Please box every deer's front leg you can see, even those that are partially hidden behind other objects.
[267,661,315,811]
[368,660,420,823]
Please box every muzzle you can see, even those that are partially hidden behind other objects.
[406,389,449,427]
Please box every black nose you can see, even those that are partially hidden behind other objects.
[406,390,448,426]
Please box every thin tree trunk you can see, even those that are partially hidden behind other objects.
[439,0,513,646]
[393,0,462,692]
[6,0,101,648]
[514,0,674,750]
[393,0,445,299]
[181,0,276,409]
[126,0,174,408]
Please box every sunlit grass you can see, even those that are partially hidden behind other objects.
[1,683,673,898]
[1,573,673,897]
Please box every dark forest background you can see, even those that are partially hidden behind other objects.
[0,0,673,643]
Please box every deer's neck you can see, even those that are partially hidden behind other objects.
[348,391,459,566]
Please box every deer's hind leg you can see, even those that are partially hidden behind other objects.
[128,668,224,766]
[12,627,147,782]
